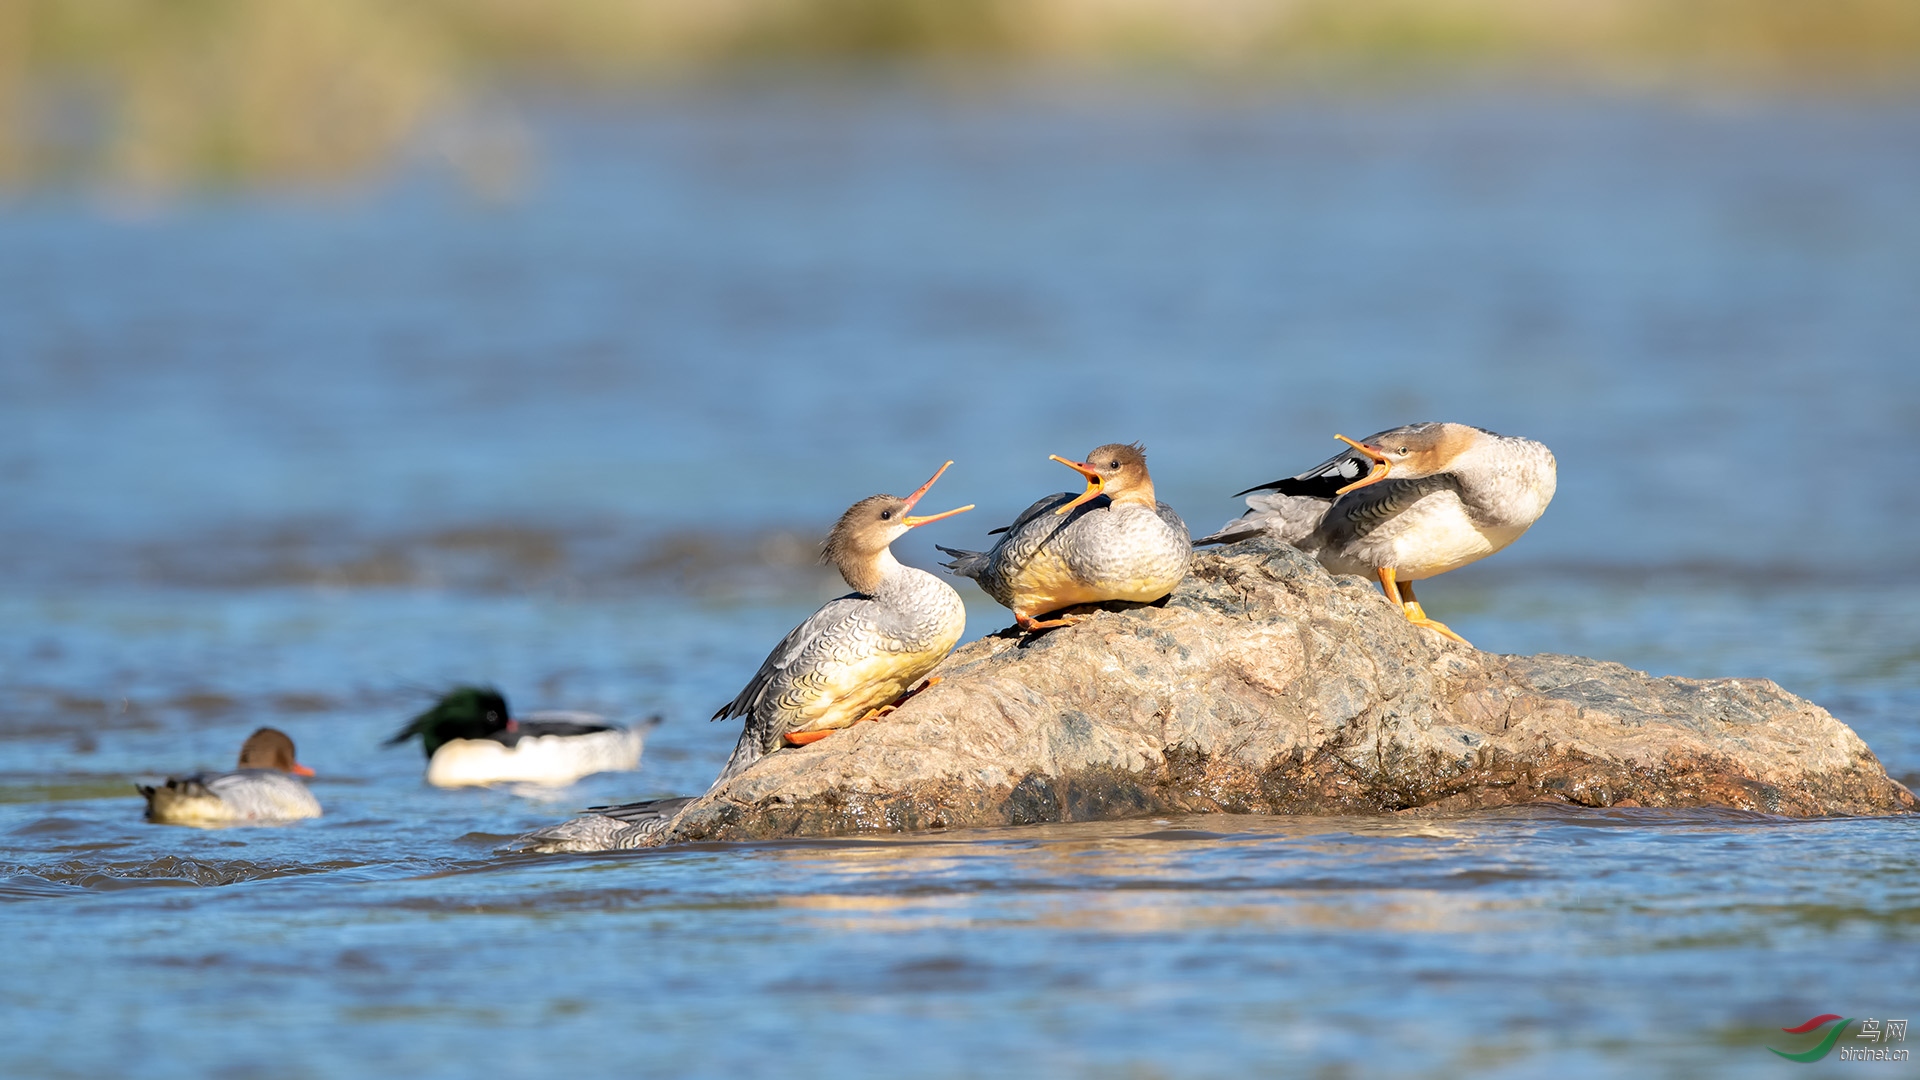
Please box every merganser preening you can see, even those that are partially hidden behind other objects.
[938,443,1191,631]
[1197,422,1557,646]
[386,686,647,787]
[711,461,973,780]
[137,727,321,826]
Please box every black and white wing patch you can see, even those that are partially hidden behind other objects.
[1234,444,1379,500]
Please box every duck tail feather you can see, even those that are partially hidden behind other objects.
[935,545,988,578]
[1194,523,1264,547]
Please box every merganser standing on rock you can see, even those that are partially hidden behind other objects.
[508,461,973,851]
[1198,422,1556,647]
[138,727,321,826]
[939,443,1191,631]
[711,460,974,780]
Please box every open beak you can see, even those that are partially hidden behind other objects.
[1332,434,1392,496]
[1050,455,1105,515]
[290,763,316,777]
[900,460,974,527]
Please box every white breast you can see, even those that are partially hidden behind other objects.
[1382,492,1528,580]
[199,771,324,823]
[424,727,643,788]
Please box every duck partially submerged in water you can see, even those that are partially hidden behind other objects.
[1198,422,1557,646]
[138,727,321,826]
[387,686,647,788]
[710,460,974,780]
[939,443,1191,631]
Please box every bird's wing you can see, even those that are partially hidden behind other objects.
[1195,492,1326,546]
[1233,443,1380,499]
[985,492,1083,536]
[518,710,606,726]
[711,595,872,723]
[584,796,697,826]
[1153,501,1189,536]
[1319,474,1460,546]
[498,717,621,743]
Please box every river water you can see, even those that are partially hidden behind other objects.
[3,85,1918,1077]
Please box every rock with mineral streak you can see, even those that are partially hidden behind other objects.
[515,538,1913,853]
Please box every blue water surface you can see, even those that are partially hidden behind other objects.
[2,84,1918,1077]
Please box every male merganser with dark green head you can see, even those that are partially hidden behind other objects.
[939,443,1191,631]
[138,727,321,826]
[1198,422,1557,646]
[387,686,647,787]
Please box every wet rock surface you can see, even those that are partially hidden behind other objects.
[521,539,1914,851]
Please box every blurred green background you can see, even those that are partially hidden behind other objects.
[4,0,1919,191]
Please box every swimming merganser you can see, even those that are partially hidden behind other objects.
[387,686,647,787]
[137,727,321,826]
[1197,422,1556,646]
[939,443,1191,630]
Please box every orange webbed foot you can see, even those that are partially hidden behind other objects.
[856,672,945,723]
[1015,611,1089,632]
[783,729,835,746]
[1401,601,1472,647]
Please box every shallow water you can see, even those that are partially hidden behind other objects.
[3,85,1918,1076]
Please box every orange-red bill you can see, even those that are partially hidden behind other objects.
[1332,434,1392,495]
[290,763,316,777]
[899,460,969,526]
[901,460,954,513]
[903,504,973,527]
[1334,433,1389,462]
[1050,454,1104,515]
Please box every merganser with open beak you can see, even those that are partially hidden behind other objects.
[137,727,322,826]
[1197,422,1556,646]
[711,461,973,779]
[939,443,1191,631]
[386,686,648,787]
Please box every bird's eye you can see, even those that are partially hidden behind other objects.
[1396,446,1409,454]
[486,711,498,721]
[880,509,892,520]
[1108,460,1120,469]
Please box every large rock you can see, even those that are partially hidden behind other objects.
[520,539,1913,851]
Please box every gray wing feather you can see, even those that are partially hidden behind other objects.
[713,594,882,780]
[1317,475,1459,547]
[586,796,697,826]
[986,493,1078,538]
[713,596,870,723]
[1153,501,1188,535]
[942,493,1083,581]
[1197,492,1327,547]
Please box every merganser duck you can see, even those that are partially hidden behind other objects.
[938,443,1191,630]
[137,727,321,826]
[711,460,973,780]
[1197,422,1557,646]
[513,463,975,851]
[387,686,647,787]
